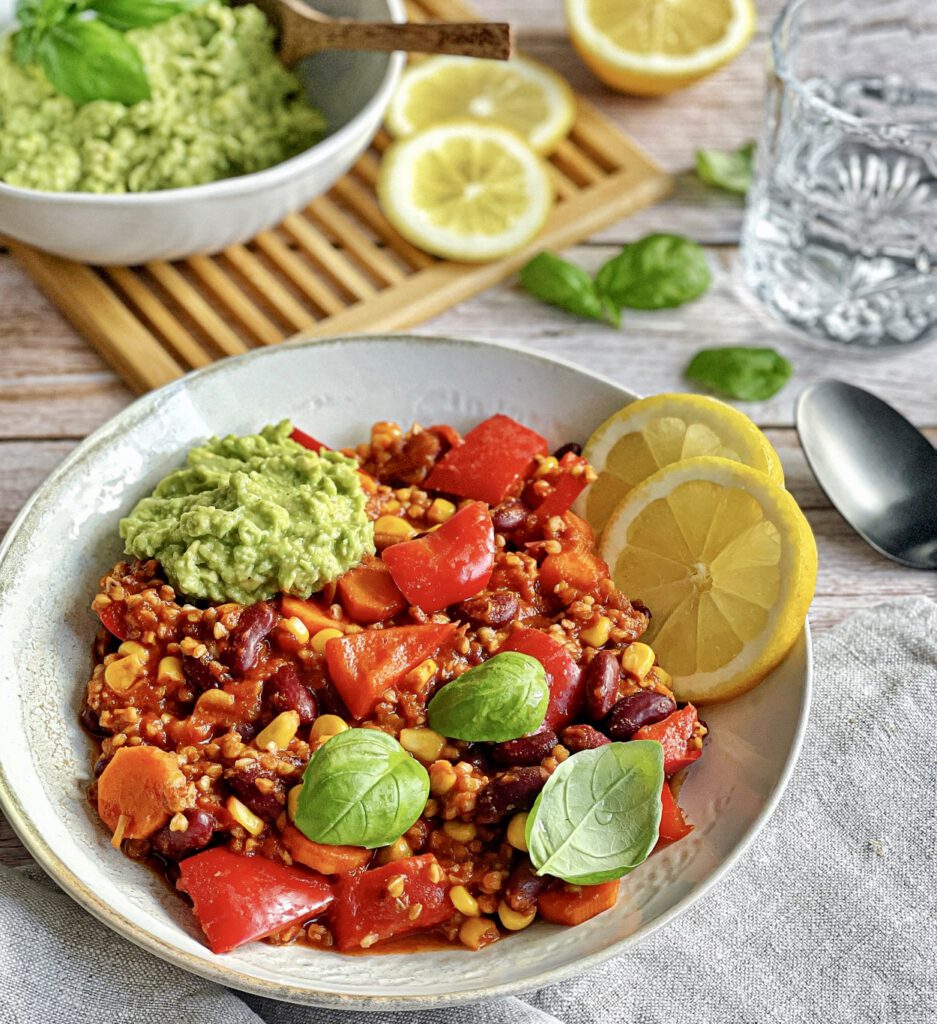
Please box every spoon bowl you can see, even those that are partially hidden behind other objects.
[796,381,937,570]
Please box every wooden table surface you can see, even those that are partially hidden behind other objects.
[1,0,934,867]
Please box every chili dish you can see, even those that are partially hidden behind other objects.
[82,413,707,955]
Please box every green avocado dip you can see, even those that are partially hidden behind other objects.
[120,421,374,605]
[0,1,326,193]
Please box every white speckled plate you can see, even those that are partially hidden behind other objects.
[0,336,811,1011]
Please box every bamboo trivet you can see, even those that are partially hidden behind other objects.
[5,0,671,394]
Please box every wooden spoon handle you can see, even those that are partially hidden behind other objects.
[282,20,512,62]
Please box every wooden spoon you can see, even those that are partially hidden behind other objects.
[249,0,512,64]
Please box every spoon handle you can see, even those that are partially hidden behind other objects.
[280,20,512,63]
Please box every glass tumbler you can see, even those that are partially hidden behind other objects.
[740,0,937,348]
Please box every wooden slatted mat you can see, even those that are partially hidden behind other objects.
[4,0,670,394]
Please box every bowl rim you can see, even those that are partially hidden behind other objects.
[0,334,813,1011]
[0,0,406,205]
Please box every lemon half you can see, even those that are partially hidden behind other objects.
[600,457,817,703]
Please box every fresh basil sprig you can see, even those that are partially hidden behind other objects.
[696,141,756,195]
[686,346,792,401]
[520,252,620,327]
[294,729,429,849]
[428,652,548,742]
[525,741,664,885]
[595,233,711,311]
[13,0,197,106]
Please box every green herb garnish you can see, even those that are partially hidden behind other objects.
[695,141,756,195]
[526,741,664,885]
[685,346,793,401]
[595,233,711,311]
[519,251,620,326]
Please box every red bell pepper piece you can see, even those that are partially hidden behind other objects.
[531,453,590,526]
[424,414,548,505]
[337,561,407,624]
[290,427,328,452]
[539,881,619,926]
[658,782,694,842]
[331,854,453,951]
[633,705,702,775]
[325,622,457,719]
[498,627,583,729]
[97,600,131,641]
[382,501,495,613]
[177,847,334,954]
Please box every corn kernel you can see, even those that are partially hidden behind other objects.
[287,784,302,822]
[458,917,499,950]
[443,821,476,843]
[374,515,417,543]
[498,900,536,931]
[535,456,559,477]
[399,727,446,765]
[255,710,300,751]
[402,658,437,693]
[311,627,344,656]
[227,795,264,836]
[117,640,147,661]
[429,760,457,796]
[376,837,412,865]
[621,642,655,681]
[450,885,480,917]
[104,655,144,694]
[652,665,673,688]
[156,656,184,685]
[280,616,310,644]
[386,874,407,899]
[580,616,612,648]
[310,714,348,741]
[426,498,457,524]
[197,689,235,710]
[506,812,529,852]
[427,859,444,883]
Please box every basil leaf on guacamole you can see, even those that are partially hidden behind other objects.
[120,421,374,604]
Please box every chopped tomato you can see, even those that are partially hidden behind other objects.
[531,453,591,526]
[540,549,609,599]
[290,427,328,452]
[281,825,372,875]
[177,847,334,954]
[281,594,348,636]
[97,746,188,839]
[539,881,619,926]
[331,854,452,951]
[424,414,548,505]
[97,600,131,641]
[325,622,457,719]
[633,705,702,775]
[498,627,583,729]
[658,782,693,842]
[337,561,407,624]
[382,501,494,613]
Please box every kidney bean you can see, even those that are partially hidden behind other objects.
[490,498,528,533]
[457,590,519,628]
[456,743,492,775]
[92,754,111,778]
[264,664,317,724]
[182,652,223,692]
[475,766,548,824]
[225,761,285,821]
[605,691,676,741]
[561,723,611,752]
[504,860,549,914]
[151,808,216,861]
[79,703,109,737]
[552,442,582,460]
[584,651,621,721]
[491,727,558,767]
[223,601,278,675]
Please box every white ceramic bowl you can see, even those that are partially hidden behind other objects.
[0,0,404,264]
[0,336,811,1011]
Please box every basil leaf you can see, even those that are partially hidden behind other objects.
[596,233,711,311]
[91,0,201,31]
[526,741,663,885]
[686,346,793,401]
[696,141,755,195]
[294,729,429,849]
[13,0,76,63]
[520,252,620,326]
[427,652,548,742]
[37,16,150,105]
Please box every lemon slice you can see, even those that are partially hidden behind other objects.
[565,0,755,96]
[580,394,784,536]
[600,456,817,703]
[377,120,554,263]
[386,55,575,155]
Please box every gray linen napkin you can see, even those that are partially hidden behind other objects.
[1,597,935,1024]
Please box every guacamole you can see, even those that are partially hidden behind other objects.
[120,422,374,604]
[0,2,326,193]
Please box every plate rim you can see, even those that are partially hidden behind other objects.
[0,333,812,1011]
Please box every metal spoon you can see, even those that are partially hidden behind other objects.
[796,380,937,569]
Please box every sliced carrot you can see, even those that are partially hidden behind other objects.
[97,746,188,839]
[281,594,348,635]
[337,561,407,624]
[281,825,372,875]
[540,550,609,598]
[538,880,619,926]
[557,511,595,551]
